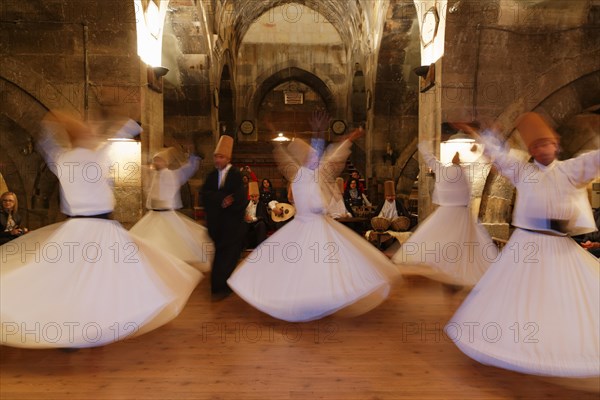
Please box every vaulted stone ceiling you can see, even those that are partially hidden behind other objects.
[163,0,597,91]
[163,0,391,103]
[162,0,417,146]
[0,0,597,239]
[219,0,364,53]
[150,0,600,196]
[162,0,598,141]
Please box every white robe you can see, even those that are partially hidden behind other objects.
[392,142,497,286]
[1,121,202,348]
[446,136,600,377]
[131,156,214,272]
[228,140,399,322]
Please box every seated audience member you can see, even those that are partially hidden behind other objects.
[244,182,268,249]
[344,170,366,193]
[0,191,28,245]
[580,207,600,257]
[344,178,364,211]
[259,178,276,206]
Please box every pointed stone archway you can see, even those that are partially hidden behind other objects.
[250,67,337,120]
[217,64,236,137]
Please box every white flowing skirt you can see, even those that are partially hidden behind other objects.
[130,210,214,272]
[228,215,400,322]
[0,218,202,349]
[445,228,600,377]
[392,206,497,286]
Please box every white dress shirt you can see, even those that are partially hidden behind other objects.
[218,164,232,188]
[245,200,258,222]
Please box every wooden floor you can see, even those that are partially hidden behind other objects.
[1,267,599,399]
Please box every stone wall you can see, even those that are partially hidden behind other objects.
[236,42,348,124]
[0,0,142,227]
[441,1,600,239]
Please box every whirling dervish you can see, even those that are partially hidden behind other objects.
[228,126,400,322]
[130,147,213,272]
[0,110,202,349]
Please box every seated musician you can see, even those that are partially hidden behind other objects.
[374,180,413,231]
[244,182,269,249]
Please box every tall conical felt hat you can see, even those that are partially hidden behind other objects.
[335,177,344,193]
[48,110,94,146]
[452,151,461,165]
[153,147,188,169]
[153,147,174,163]
[287,138,316,166]
[248,181,259,196]
[384,180,395,197]
[214,135,233,158]
[515,112,559,149]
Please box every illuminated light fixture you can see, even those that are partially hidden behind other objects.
[107,139,141,185]
[135,0,166,67]
[272,132,291,142]
[440,131,482,164]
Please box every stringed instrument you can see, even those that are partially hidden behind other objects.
[270,203,296,222]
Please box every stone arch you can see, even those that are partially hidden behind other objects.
[478,55,600,237]
[0,57,81,225]
[558,108,600,156]
[0,57,80,116]
[351,64,367,124]
[0,135,27,210]
[493,50,600,136]
[218,63,236,136]
[0,75,65,227]
[249,67,337,121]
[394,137,420,200]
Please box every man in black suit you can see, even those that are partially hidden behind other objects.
[201,135,246,300]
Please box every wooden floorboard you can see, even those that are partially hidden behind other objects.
[1,273,599,399]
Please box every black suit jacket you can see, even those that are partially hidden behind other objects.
[246,199,270,223]
[0,210,22,237]
[201,166,247,244]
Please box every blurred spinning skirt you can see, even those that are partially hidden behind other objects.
[393,206,496,286]
[0,218,202,348]
[228,215,400,322]
[130,210,214,272]
[445,229,599,378]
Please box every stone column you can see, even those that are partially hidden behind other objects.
[417,59,442,221]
